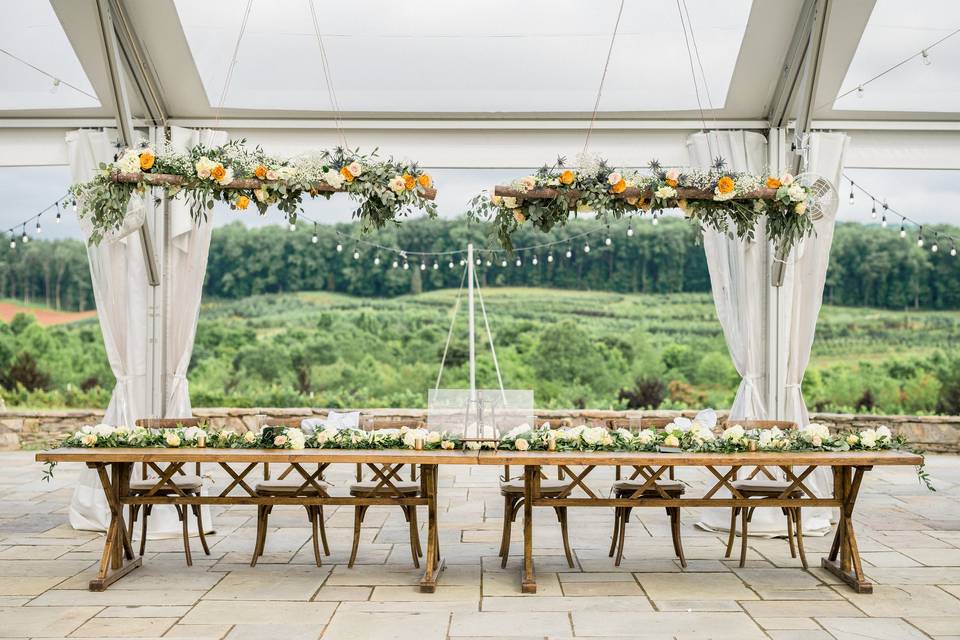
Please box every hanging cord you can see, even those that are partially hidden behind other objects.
[215,0,254,126]
[582,0,626,156]
[435,265,468,389]
[0,48,98,101]
[308,0,348,148]
[676,0,713,159]
[473,267,506,400]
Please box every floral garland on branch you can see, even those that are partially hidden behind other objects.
[469,156,815,253]
[71,140,438,244]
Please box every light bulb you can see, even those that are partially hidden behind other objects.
[353,250,360,260]
[420,262,426,271]
[652,215,659,226]
[501,259,507,267]
[951,247,957,257]
[857,85,864,98]
[403,261,409,270]
[605,237,612,246]
[881,216,888,228]
[583,243,590,253]
[848,190,855,205]
[931,242,938,253]
[448,261,454,269]
[922,49,931,66]
[459,259,465,266]
[56,211,62,223]
[71,199,77,213]
[433,262,439,270]
[547,254,554,263]
[476,258,481,266]
[532,256,538,265]
[22,233,28,244]
[374,256,381,265]
[871,200,877,219]
[336,243,343,252]
[289,222,296,231]
[311,234,318,244]
[627,225,634,237]
[9,238,15,249]
[566,249,572,258]
[485,259,492,267]
[392,260,398,269]
[900,228,906,238]
[36,221,41,234]
[515,258,522,267]
[918,237,924,248]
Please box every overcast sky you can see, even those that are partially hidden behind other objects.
[1,165,957,243]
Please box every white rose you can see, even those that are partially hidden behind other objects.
[607,172,623,186]
[582,427,607,445]
[655,185,677,199]
[80,433,98,447]
[440,440,455,450]
[515,438,529,451]
[114,426,129,438]
[519,176,536,191]
[389,176,406,193]
[402,428,429,448]
[859,429,878,448]
[243,431,256,443]
[787,184,805,202]
[812,435,822,447]
[505,424,533,439]
[287,428,306,450]
[466,441,481,450]
[601,434,614,447]
[722,425,745,442]
[663,434,680,448]
[265,169,279,181]
[195,156,214,179]
[217,429,235,441]
[695,425,716,442]
[876,425,892,441]
[759,430,774,448]
[615,428,633,441]
[165,433,181,447]
[666,168,680,181]
[116,150,141,174]
[347,161,363,177]
[427,431,442,444]
[275,166,295,180]
[636,429,655,445]
[502,196,518,209]
[183,426,205,442]
[92,423,116,437]
[780,173,794,186]
[795,201,807,215]
[323,169,344,189]
[846,434,859,446]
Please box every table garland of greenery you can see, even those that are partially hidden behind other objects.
[71,141,438,244]
[46,422,931,489]
[469,157,816,252]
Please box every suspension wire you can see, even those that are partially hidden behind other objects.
[582,0,626,157]
[2,192,72,237]
[215,0,254,126]
[844,174,958,248]
[435,264,469,389]
[308,0,348,148]
[0,48,98,101]
[675,0,713,159]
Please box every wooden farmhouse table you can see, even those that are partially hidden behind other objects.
[36,448,922,595]
[473,449,924,595]
[35,448,477,592]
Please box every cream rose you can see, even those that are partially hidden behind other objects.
[287,429,306,450]
[440,440,455,450]
[859,429,878,448]
[323,169,344,189]
[243,431,256,443]
[81,433,98,447]
[514,438,529,451]
[165,433,181,447]
[347,161,363,177]
[655,185,677,199]
[795,201,807,215]
[780,173,794,186]
[273,435,288,447]
[846,434,859,446]
[663,434,680,448]
[389,176,406,193]
[265,169,279,181]
[607,171,623,186]
[427,431,442,444]
[666,168,680,182]
[519,176,536,191]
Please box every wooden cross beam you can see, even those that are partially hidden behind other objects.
[111,172,438,201]
[493,185,776,201]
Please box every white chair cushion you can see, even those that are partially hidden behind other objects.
[500,479,570,494]
[349,480,420,494]
[614,479,684,492]
[731,479,795,491]
[130,474,203,491]
[255,478,330,495]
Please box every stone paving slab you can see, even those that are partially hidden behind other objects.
[0,451,957,639]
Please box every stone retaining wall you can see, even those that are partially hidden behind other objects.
[2,408,959,452]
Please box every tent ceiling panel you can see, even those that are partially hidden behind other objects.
[0,0,101,111]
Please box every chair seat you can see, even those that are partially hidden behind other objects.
[255,478,330,496]
[500,479,570,494]
[614,479,685,496]
[349,480,420,495]
[130,474,203,492]
[732,479,802,496]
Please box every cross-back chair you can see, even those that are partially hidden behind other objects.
[608,417,687,567]
[721,419,807,568]
[348,417,423,568]
[250,417,329,567]
[498,417,576,570]
[130,418,210,565]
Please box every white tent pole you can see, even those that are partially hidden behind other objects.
[467,243,476,399]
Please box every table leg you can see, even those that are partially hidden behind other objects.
[89,462,141,591]
[821,466,872,593]
[521,465,538,593]
[418,464,445,592]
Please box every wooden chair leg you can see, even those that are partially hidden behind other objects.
[318,506,330,556]
[739,506,749,568]
[555,507,574,569]
[127,504,138,543]
[793,508,808,569]
[670,507,687,568]
[406,506,421,568]
[609,506,621,558]
[192,502,211,556]
[615,507,632,567]
[139,505,150,557]
[307,506,322,567]
[724,507,738,559]
[784,507,797,558]
[498,495,514,560]
[348,505,368,568]
[179,504,193,567]
[501,498,521,568]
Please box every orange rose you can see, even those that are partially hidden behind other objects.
[418,174,432,189]
[717,176,734,194]
[610,179,627,194]
[513,211,526,223]
[211,164,226,181]
[559,170,575,185]
[766,176,781,189]
[235,195,250,210]
[139,151,155,171]
[665,178,677,187]
[403,174,416,190]
[254,165,268,179]
[340,166,354,182]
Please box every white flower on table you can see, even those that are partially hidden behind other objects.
[273,434,288,447]
[91,423,116,438]
[876,425,892,441]
[858,429,878,449]
[183,426,206,442]
[799,423,830,445]
[846,433,859,446]
[80,433,98,447]
[514,438,529,451]
[440,440,455,450]
[663,434,680,448]
[582,426,608,446]
[615,428,634,441]
[286,428,307,450]
[505,424,533,440]
[721,424,745,443]
[427,431,442,444]
[243,431,256,444]
[165,432,181,447]
[636,429,656,446]
[402,428,429,448]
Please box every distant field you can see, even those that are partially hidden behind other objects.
[0,300,96,326]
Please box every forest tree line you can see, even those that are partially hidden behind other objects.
[1,217,958,309]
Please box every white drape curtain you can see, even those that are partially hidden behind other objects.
[67,127,222,536]
[67,129,150,531]
[165,127,226,416]
[688,131,769,420]
[782,133,849,424]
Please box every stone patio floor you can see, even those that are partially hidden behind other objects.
[0,451,958,639]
